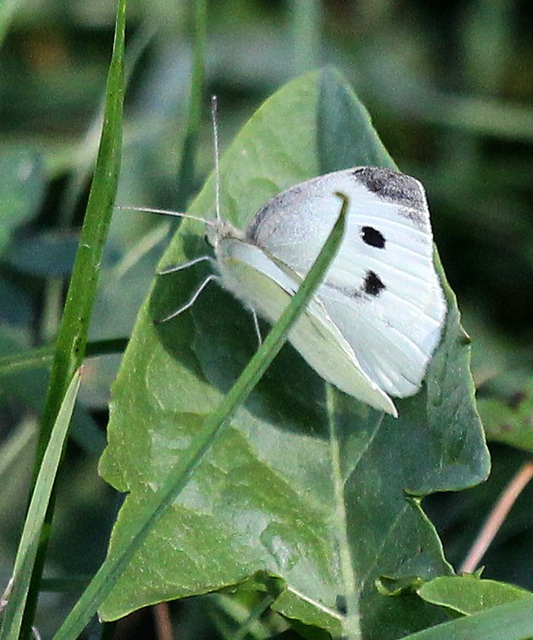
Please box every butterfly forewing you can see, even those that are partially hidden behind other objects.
[245,167,446,400]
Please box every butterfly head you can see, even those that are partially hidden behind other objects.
[206,218,244,248]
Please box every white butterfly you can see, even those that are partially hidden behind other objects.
[156,166,446,418]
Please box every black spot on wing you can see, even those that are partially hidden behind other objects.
[363,270,385,296]
[361,225,386,248]
[325,270,386,301]
[353,167,426,213]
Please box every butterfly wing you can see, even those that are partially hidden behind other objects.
[216,238,397,415]
[246,167,446,399]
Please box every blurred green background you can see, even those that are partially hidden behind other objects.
[1,0,532,637]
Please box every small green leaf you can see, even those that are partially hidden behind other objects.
[417,574,533,616]
[398,597,533,640]
[376,575,426,597]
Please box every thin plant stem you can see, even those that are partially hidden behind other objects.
[153,603,173,640]
[460,461,533,573]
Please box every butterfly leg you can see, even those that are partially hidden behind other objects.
[155,274,217,324]
[252,309,262,347]
[157,255,216,275]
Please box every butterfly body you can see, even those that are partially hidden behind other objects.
[208,167,445,416]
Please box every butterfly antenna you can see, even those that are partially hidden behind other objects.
[211,95,221,223]
[116,205,214,227]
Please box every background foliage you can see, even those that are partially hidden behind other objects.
[1,0,532,638]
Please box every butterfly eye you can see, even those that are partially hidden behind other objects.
[362,270,385,296]
[361,226,386,249]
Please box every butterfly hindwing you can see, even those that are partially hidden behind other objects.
[217,238,397,415]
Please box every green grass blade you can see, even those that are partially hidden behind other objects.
[57,11,155,228]
[0,345,55,377]
[290,0,322,74]
[17,0,126,634]
[175,0,207,209]
[35,0,125,464]
[53,193,349,640]
[0,339,128,378]
[0,369,82,640]
[399,598,533,640]
[0,421,35,483]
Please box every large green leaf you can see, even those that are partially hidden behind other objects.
[99,68,490,639]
